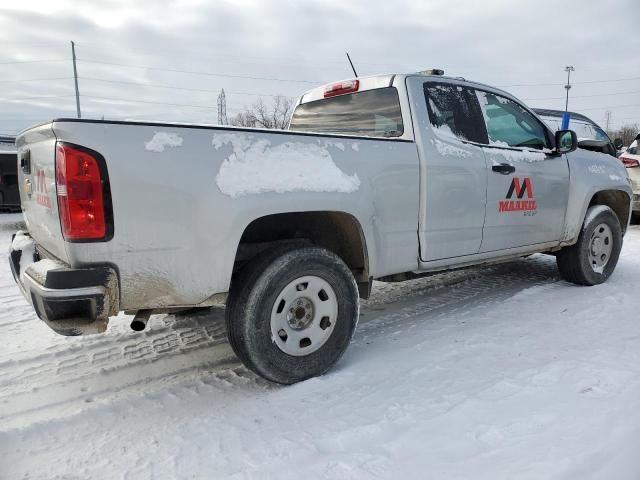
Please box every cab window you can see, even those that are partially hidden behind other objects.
[424,83,488,144]
[476,91,550,150]
[289,87,404,138]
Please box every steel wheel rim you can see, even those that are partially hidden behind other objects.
[270,275,338,356]
[588,223,613,274]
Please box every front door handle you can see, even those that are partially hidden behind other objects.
[492,163,515,175]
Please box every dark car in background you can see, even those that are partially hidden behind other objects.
[534,109,623,157]
[0,136,20,212]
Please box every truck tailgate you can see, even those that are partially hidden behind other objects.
[15,123,69,263]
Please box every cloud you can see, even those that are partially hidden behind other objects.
[0,0,639,134]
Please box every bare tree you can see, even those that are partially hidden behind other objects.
[230,95,294,130]
[608,123,639,146]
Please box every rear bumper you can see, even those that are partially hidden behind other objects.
[9,231,119,336]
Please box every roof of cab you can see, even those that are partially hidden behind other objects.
[296,72,519,106]
[297,74,397,104]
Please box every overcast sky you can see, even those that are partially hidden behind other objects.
[1,0,639,136]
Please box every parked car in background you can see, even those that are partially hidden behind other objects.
[619,134,640,218]
[0,136,20,212]
[534,109,623,157]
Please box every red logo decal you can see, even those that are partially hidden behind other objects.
[498,176,537,213]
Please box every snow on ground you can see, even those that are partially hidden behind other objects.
[1,213,640,479]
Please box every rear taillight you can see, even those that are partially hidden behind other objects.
[620,156,640,168]
[324,79,359,98]
[55,142,112,241]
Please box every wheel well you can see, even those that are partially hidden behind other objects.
[589,190,631,234]
[234,212,371,297]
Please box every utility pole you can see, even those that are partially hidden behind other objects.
[217,88,228,125]
[71,41,81,118]
[562,65,574,130]
[604,110,612,133]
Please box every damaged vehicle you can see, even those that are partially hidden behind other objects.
[10,71,632,383]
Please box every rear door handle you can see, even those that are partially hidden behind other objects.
[492,163,515,175]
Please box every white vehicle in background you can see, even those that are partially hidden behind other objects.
[619,134,640,217]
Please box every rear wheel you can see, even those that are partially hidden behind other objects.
[556,205,623,285]
[225,245,359,384]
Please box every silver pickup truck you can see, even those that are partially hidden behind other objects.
[10,71,632,384]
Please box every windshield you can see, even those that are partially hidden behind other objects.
[289,87,404,138]
[540,116,609,142]
[570,121,609,141]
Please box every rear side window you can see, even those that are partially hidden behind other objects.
[289,87,404,137]
[476,91,550,150]
[424,83,488,144]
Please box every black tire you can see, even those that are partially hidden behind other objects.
[225,245,359,384]
[556,205,623,286]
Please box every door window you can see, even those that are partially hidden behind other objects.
[424,83,488,144]
[476,91,550,150]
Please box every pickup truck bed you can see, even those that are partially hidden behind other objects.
[14,118,419,322]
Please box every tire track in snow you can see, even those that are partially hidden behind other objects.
[0,255,560,430]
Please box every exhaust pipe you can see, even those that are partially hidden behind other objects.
[130,309,153,331]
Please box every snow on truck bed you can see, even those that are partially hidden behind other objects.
[1,214,640,479]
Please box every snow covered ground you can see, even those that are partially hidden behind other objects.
[1,213,640,480]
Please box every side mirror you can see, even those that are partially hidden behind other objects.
[555,129,578,154]
[614,138,624,150]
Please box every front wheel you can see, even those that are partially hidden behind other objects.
[556,205,623,286]
[225,245,359,384]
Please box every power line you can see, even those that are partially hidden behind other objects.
[0,59,68,65]
[579,103,640,111]
[0,77,72,84]
[523,89,640,102]
[0,94,75,101]
[575,76,640,85]
[496,75,640,88]
[609,114,640,121]
[80,94,243,110]
[77,58,321,84]
[72,42,408,69]
[78,77,293,98]
[0,118,50,121]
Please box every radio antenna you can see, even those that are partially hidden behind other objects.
[346,52,358,77]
